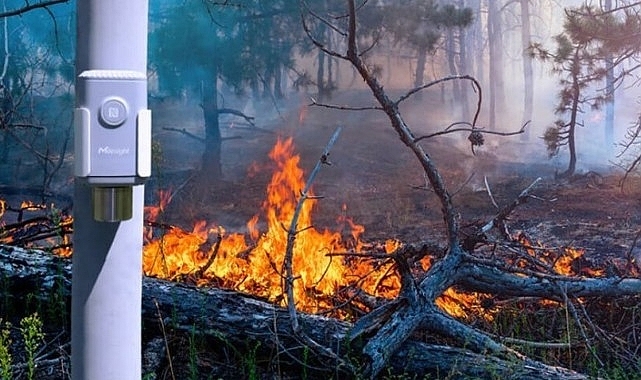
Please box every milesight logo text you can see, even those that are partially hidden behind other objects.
[97,146,130,156]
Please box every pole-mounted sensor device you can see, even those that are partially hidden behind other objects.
[74,69,151,222]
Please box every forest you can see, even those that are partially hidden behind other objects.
[2,0,641,379]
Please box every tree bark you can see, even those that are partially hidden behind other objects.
[200,70,223,180]
[0,244,597,379]
[520,0,533,141]
[603,0,615,151]
[413,45,427,91]
[487,0,505,130]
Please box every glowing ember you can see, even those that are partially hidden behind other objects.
[517,234,604,278]
[0,200,72,257]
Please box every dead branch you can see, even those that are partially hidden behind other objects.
[456,257,641,298]
[413,122,528,143]
[480,177,542,235]
[281,126,350,368]
[163,127,205,143]
[163,127,243,144]
[300,1,623,378]
[218,107,256,127]
[308,97,383,111]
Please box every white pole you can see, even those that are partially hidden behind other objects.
[73,1,149,379]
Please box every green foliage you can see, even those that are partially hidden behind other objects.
[188,327,198,380]
[530,3,641,175]
[243,341,260,380]
[553,34,573,62]
[19,313,44,380]
[543,121,564,157]
[150,0,299,99]
[382,0,472,54]
[0,321,12,380]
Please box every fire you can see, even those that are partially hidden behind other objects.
[142,137,495,318]
[554,247,583,276]
[143,137,404,313]
[436,288,490,320]
[0,199,73,257]
[517,234,604,277]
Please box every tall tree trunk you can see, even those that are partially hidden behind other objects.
[604,0,615,152]
[487,0,505,130]
[470,0,483,83]
[563,51,581,178]
[201,70,223,180]
[414,45,428,100]
[317,50,326,100]
[262,66,273,99]
[520,0,533,141]
[446,28,461,108]
[274,64,283,99]
[457,10,470,120]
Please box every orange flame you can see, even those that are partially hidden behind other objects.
[143,137,407,313]
[517,234,604,278]
[142,137,488,317]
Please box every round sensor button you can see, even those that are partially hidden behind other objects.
[100,98,128,127]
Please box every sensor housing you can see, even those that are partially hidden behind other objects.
[74,70,151,222]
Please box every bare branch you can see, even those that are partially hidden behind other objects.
[0,0,68,19]
[309,97,382,111]
[280,126,352,369]
[480,177,542,235]
[413,121,528,143]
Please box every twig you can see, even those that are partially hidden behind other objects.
[493,335,579,349]
[283,125,343,332]
[154,298,176,380]
[309,97,383,111]
[163,127,205,143]
[280,125,353,370]
[480,177,542,235]
[195,227,223,277]
[484,176,499,209]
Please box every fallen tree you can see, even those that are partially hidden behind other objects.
[3,244,630,379]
